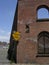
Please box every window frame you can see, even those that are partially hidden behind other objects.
[36,5,49,22]
[37,31,49,57]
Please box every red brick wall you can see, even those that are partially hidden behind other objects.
[16,0,49,63]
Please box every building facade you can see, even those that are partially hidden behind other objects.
[8,0,49,63]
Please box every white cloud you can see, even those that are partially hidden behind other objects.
[0,35,10,40]
[0,36,10,43]
[7,32,11,36]
[0,29,11,43]
[0,29,5,33]
[0,34,10,43]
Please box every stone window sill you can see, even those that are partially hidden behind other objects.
[36,19,49,22]
[36,53,49,57]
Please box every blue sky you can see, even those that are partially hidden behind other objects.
[38,8,49,19]
[0,0,17,43]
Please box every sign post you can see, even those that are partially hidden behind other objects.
[11,31,20,63]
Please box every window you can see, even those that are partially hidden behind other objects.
[37,31,49,57]
[38,8,49,19]
[37,5,49,21]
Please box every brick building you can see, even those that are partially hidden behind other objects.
[8,0,49,63]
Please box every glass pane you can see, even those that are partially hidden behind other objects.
[38,37,44,54]
[45,36,49,53]
[38,8,49,19]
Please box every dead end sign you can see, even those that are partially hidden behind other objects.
[12,31,20,41]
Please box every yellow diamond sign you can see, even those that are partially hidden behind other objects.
[12,31,20,41]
